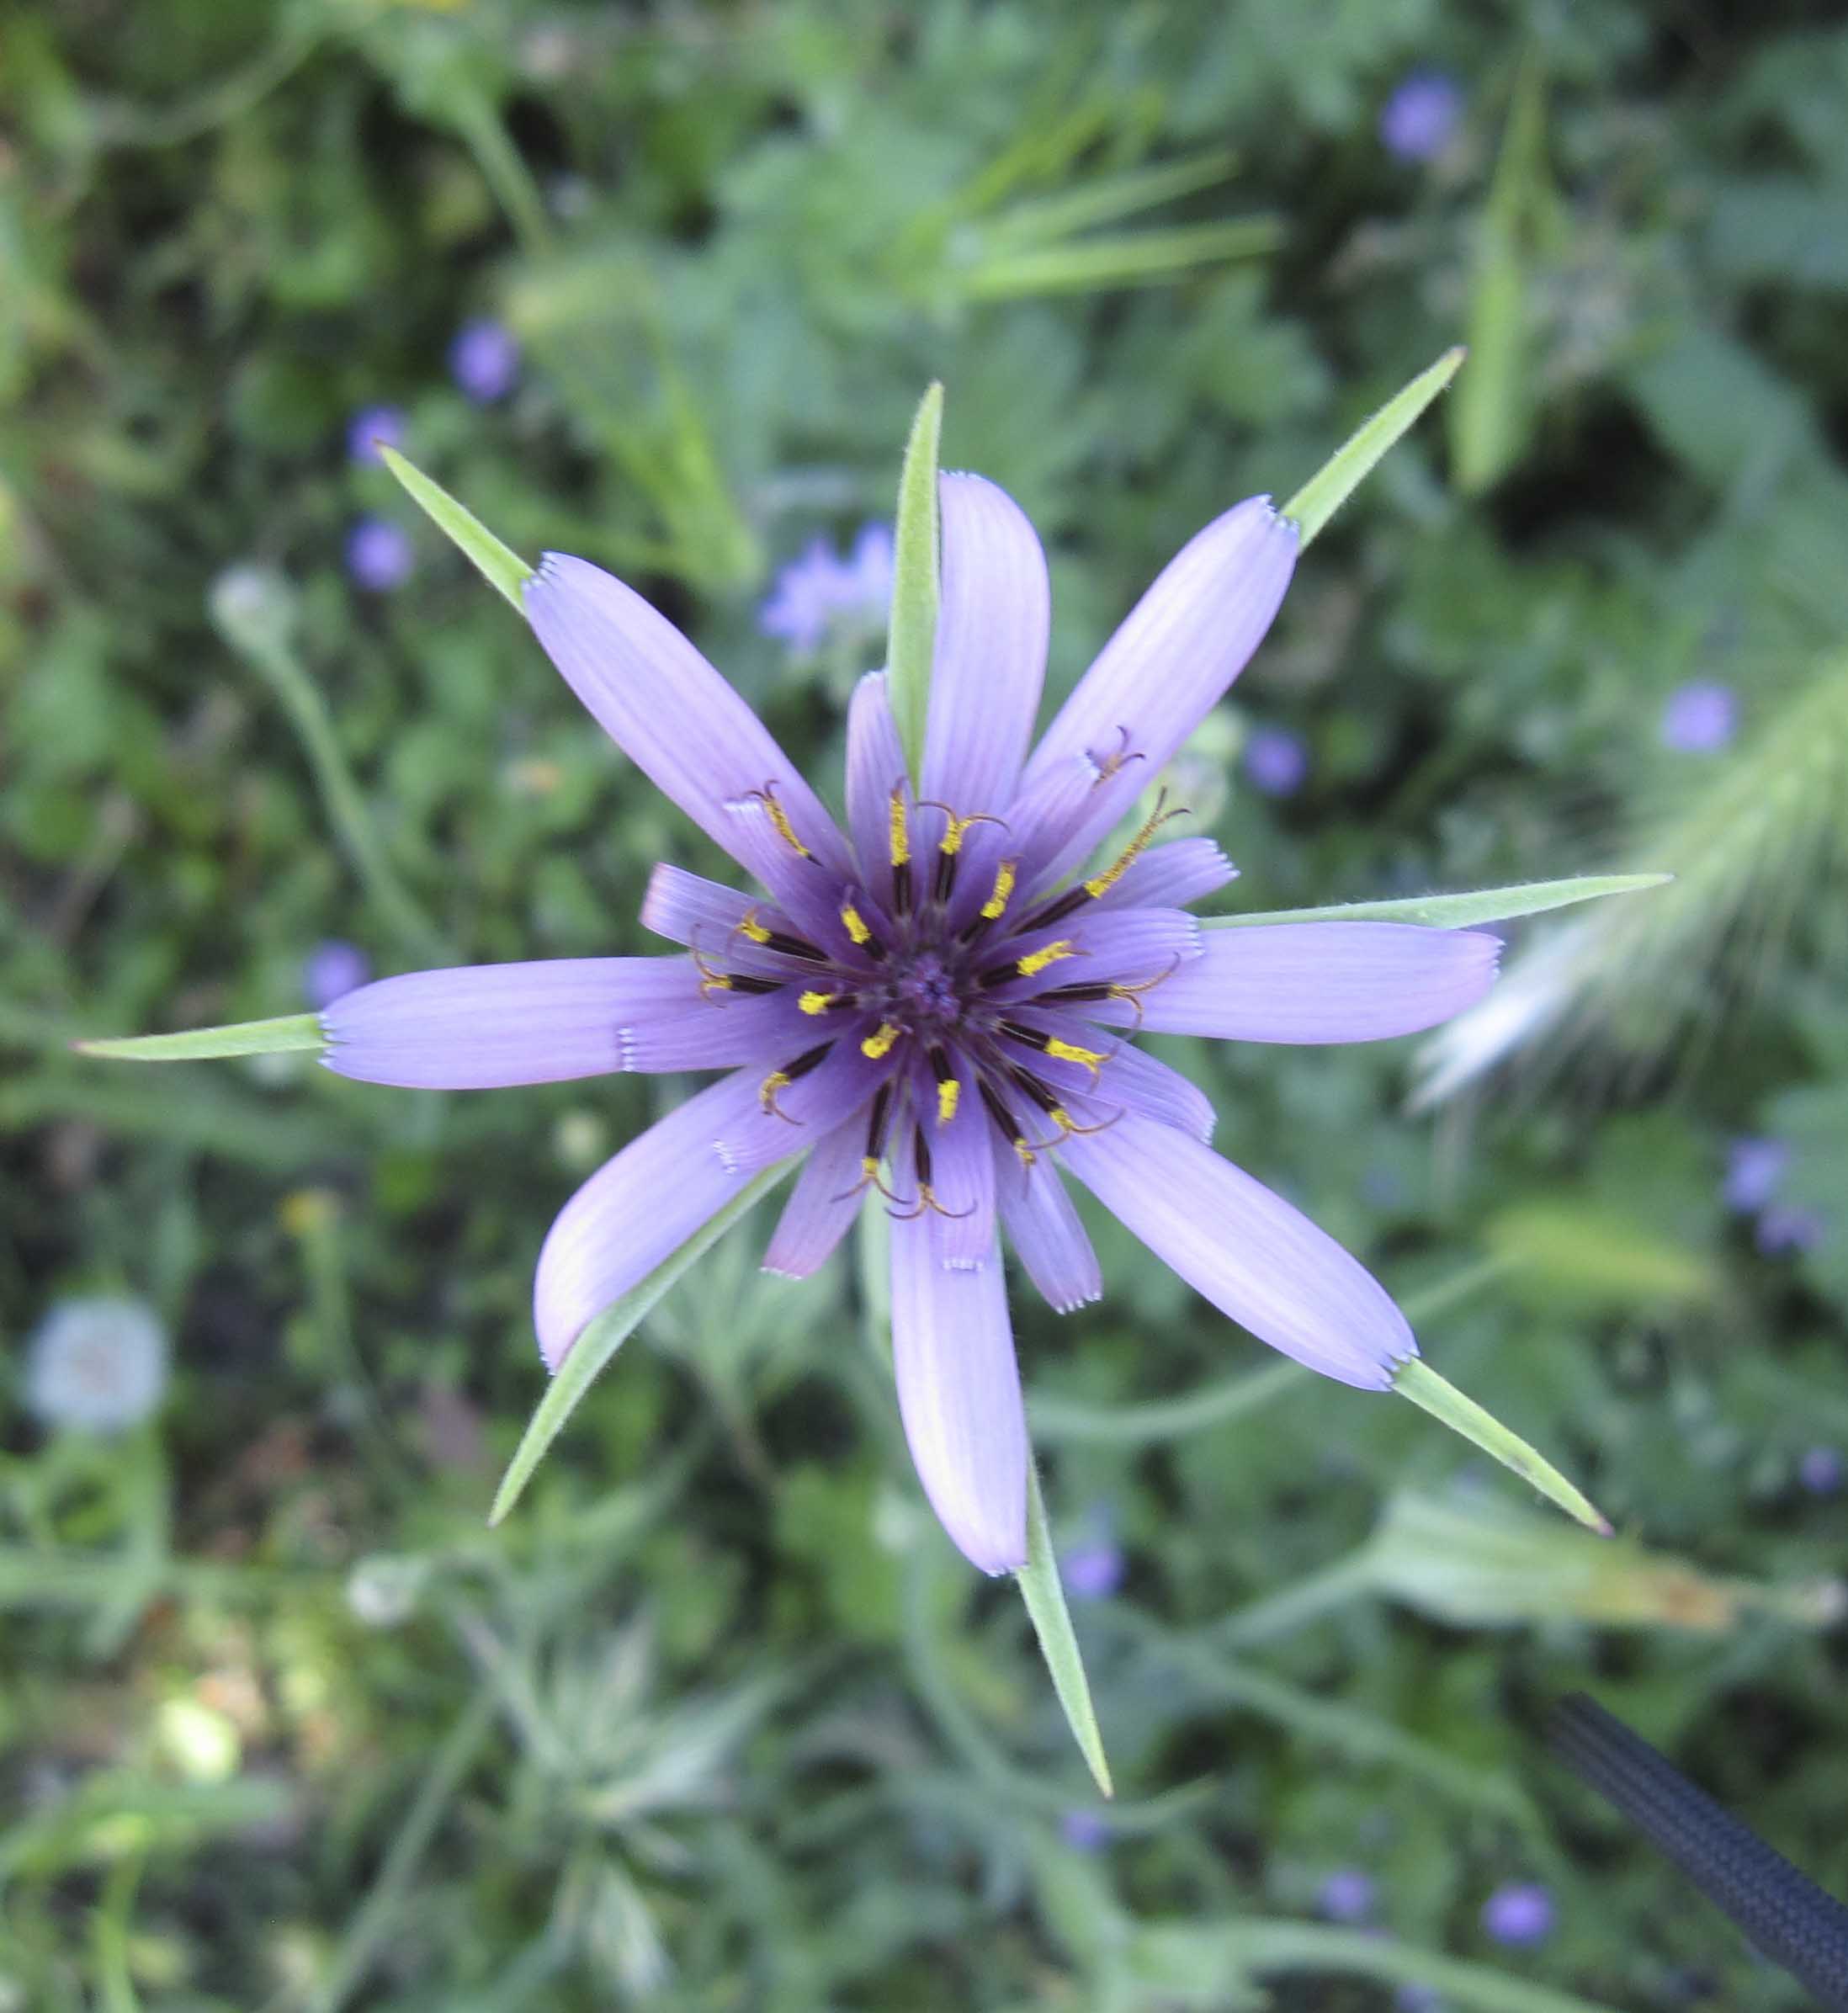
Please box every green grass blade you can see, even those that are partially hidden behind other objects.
[1394,1360,1610,1534]
[886,383,943,790]
[1282,347,1467,547]
[980,146,1240,246]
[380,445,534,613]
[1015,1462,1113,1798]
[489,1162,796,1526]
[74,1014,327,1061]
[1203,873,1671,931]
[956,218,1278,298]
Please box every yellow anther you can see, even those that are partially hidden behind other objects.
[887,787,910,868]
[735,908,772,945]
[1016,938,1077,979]
[753,786,810,858]
[759,1069,791,1111]
[1012,1138,1037,1168]
[798,990,837,1016]
[840,903,872,945]
[1050,1105,1077,1135]
[861,1155,881,1182]
[1044,1038,1107,1077]
[980,860,1017,921]
[937,1076,961,1127]
[861,1022,901,1060]
[1082,793,1178,900]
[938,813,979,856]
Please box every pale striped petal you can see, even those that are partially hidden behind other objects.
[762,1119,868,1279]
[997,1150,1101,1314]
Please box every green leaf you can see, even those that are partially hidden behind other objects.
[1014,1463,1113,1798]
[886,383,943,790]
[1392,1360,1610,1535]
[75,1014,327,1062]
[380,445,534,613]
[1202,873,1671,932]
[1281,347,1466,548]
[489,1162,796,1526]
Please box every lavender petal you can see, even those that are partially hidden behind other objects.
[1090,836,1237,912]
[1060,1113,1417,1389]
[911,1051,997,1270]
[640,863,831,983]
[922,473,1050,815]
[762,1118,868,1279]
[844,672,910,905]
[997,1150,1102,1314]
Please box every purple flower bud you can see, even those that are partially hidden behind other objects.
[1243,725,1309,798]
[347,517,414,592]
[1659,681,1737,754]
[1380,72,1463,162]
[759,523,895,653]
[449,318,520,404]
[1799,1447,1843,1497]
[347,403,406,467]
[1060,1809,1110,1852]
[303,940,373,1011]
[1482,1882,1554,1947]
[1319,1869,1377,1923]
[1723,1137,1788,1214]
[1061,1539,1124,1602]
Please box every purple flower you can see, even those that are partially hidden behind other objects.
[1380,72,1463,162]
[347,404,406,467]
[449,318,520,404]
[1482,1882,1554,1947]
[1799,1447,1844,1496]
[303,941,373,1011]
[1244,725,1309,798]
[1319,1868,1377,1923]
[316,474,1502,1573]
[1060,1809,1110,1851]
[347,518,414,592]
[1659,681,1737,754]
[760,523,895,652]
[1723,1137,1788,1214]
[1061,1538,1124,1602]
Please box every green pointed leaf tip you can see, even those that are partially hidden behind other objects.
[1203,872,1672,932]
[75,1014,327,1062]
[1015,1463,1114,1798]
[489,1161,796,1526]
[1392,1359,1612,1536]
[1282,347,1467,549]
[379,446,534,612]
[886,383,944,790]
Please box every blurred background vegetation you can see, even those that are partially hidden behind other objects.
[4,3,1848,2007]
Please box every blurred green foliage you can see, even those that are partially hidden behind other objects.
[4,2,1848,2008]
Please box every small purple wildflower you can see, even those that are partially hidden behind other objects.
[760,523,895,652]
[1061,1538,1124,1601]
[1244,725,1309,798]
[347,404,406,467]
[1799,1447,1844,1496]
[449,318,520,404]
[316,472,1502,1573]
[347,518,414,592]
[1060,1809,1110,1851]
[1482,1882,1554,1947]
[1319,1869,1377,1923]
[303,941,373,1011]
[1380,72,1463,162]
[1723,1137,1788,1214]
[1659,681,1737,754]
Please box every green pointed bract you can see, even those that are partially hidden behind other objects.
[885,382,944,791]
[379,445,534,612]
[1282,347,1466,548]
[1392,1359,1611,1536]
[489,1162,797,1527]
[75,1014,327,1063]
[1015,1462,1114,1798]
[1203,872,1671,932]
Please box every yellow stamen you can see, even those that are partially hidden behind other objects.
[735,908,772,945]
[937,1077,961,1127]
[840,902,872,945]
[861,1155,881,1182]
[861,1022,900,1060]
[1083,794,1176,899]
[755,787,810,858]
[937,813,980,856]
[1016,938,1077,979]
[980,860,1017,921]
[1012,1138,1037,1168]
[759,1069,791,1112]
[1050,1105,1078,1135]
[798,990,837,1016]
[887,786,910,868]
[1044,1037,1107,1076]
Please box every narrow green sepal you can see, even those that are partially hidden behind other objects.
[1015,1462,1113,1798]
[886,383,944,791]
[75,1014,327,1063]
[489,1162,795,1526]
[1282,347,1467,548]
[379,445,534,613]
[1392,1359,1611,1536]
[1203,872,1671,932]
